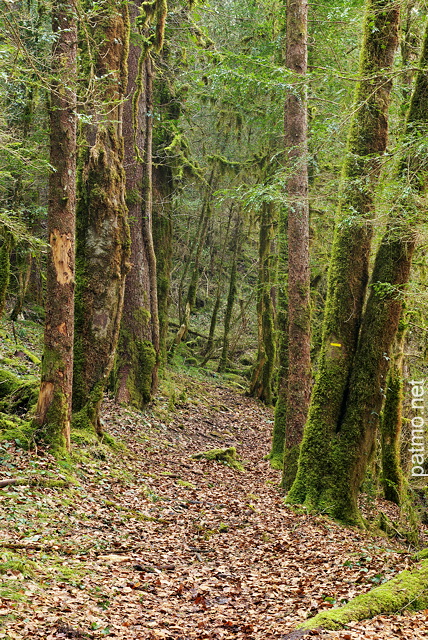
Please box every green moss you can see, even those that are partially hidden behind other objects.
[0,235,11,318]
[0,552,36,579]
[282,443,300,492]
[270,391,286,468]
[192,447,244,471]
[0,369,38,414]
[176,479,195,489]
[299,560,428,631]
[269,454,283,471]
[0,412,33,448]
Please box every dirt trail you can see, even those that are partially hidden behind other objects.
[0,377,427,639]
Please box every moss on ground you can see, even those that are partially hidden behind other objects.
[192,447,244,471]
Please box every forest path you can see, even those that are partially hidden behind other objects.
[0,374,427,639]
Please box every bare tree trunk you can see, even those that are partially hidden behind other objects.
[33,0,77,454]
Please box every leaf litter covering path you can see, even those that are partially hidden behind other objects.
[0,378,427,639]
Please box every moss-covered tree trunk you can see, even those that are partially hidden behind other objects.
[248,201,276,403]
[73,0,130,432]
[115,1,167,407]
[0,233,12,318]
[281,0,311,490]
[152,152,173,368]
[289,7,428,525]
[218,213,241,373]
[32,0,77,454]
[330,17,428,521]
[270,209,288,469]
[381,316,406,504]
[287,0,400,519]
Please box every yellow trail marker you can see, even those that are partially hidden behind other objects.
[330,343,342,347]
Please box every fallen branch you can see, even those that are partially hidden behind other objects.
[0,477,72,489]
[297,559,428,631]
[0,478,25,488]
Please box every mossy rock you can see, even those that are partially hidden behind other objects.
[0,412,34,448]
[299,559,428,631]
[0,369,38,414]
[192,447,244,471]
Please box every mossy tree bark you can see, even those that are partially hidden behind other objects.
[270,209,288,469]
[248,201,277,403]
[0,233,12,318]
[152,39,187,366]
[287,0,400,521]
[116,0,167,407]
[380,315,406,504]
[32,0,77,454]
[73,0,130,431]
[203,204,233,360]
[218,213,242,373]
[336,18,428,518]
[280,0,311,490]
[289,7,428,525]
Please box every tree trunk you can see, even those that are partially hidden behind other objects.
[218,214,241,373]
[380,316,406,504]
[281,0,311,490]
[270,209,288,469]
[10,252,32,321]
[287,0,400,516]
[32,0,77,454]
[289,9,428,525]
[152,159,173,367]
[203,206,232,359]
[0,233,12,318]
[115,52,155,408]
[73,0,130,432]
[115,0,168,407]
[248,201,276,404]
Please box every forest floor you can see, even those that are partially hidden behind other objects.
[1,326,428,638]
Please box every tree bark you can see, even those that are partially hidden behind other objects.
[281,0,311,489]
[33,0,77,454]
[289,7,428,525]
[218,214,241,373]
[73,0,130,431]
[0,233,12,318]
[248,201,277,403]
[287,0,400,518]
[116,0,168,407]
[380,315,406,504]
